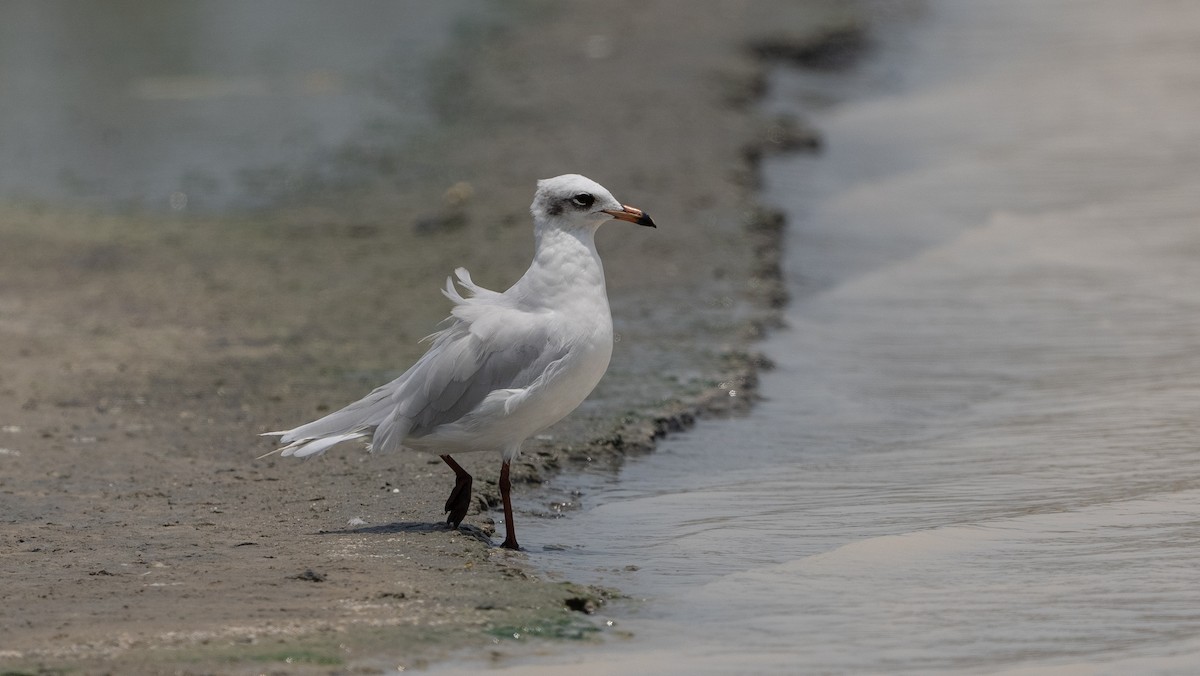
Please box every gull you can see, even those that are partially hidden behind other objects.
[261,174,655,549]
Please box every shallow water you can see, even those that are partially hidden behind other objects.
[438,1,1200,673]
[0,1,482,212]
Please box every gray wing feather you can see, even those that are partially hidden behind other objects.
[400,325,564,438]
[275,379,397,445]
[271,269,565,455]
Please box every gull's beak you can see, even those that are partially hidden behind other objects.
[603,204,657,228]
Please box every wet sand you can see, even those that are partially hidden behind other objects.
[0,1,859,672]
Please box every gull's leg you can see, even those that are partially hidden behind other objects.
[499,460,520,550]
[440,454,472,528]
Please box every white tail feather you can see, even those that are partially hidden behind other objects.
[277,432,364,459]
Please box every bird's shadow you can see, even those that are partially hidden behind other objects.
[317,521,495,545]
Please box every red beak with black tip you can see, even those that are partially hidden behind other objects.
[604,204,657,228]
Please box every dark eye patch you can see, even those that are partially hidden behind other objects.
[570,193,595,209]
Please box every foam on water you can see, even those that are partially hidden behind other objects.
[436,1,1200,673]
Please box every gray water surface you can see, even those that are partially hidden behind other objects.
[439,1,1200,673]
[0,1,483,212]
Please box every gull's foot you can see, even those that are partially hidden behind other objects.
[500,537,520,551]
[444,473,472,528]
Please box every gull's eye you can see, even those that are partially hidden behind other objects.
[570,193,595,209]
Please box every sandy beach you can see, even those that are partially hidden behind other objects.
[0,1,859,672]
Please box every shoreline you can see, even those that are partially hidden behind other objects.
[0,2,866,672]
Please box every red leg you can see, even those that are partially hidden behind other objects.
[499,460,520,550]
[441,454,472,528]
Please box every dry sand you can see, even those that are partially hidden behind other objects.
[0,1,862,672]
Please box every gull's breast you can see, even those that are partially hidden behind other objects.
[531,326,613,422]
[500,318,613,441]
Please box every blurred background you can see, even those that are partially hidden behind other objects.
[0,1,485,212]
[0,0,484,211]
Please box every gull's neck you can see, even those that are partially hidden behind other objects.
[515,223,607,310]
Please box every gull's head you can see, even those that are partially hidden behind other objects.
[530,174,656,232]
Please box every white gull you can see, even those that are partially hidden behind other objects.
[261,174,655,549]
